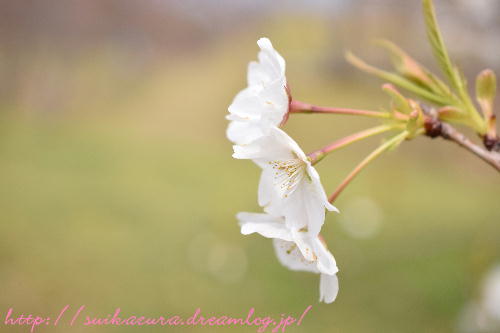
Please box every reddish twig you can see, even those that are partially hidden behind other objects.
[424,115,500,172]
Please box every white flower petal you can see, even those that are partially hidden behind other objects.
[257,38,285,78]
[227,87,262,120]
[307,164,339,213]
[226,121,265,145]
[291,230,317,262]
[227,38,288,146]
[233,128,296,161]
[270,127,307,161]
[273,238,319,273]
[319,273,339,304]
[246,38,285,87]
[237,213,293,241]
[256,37,273,50]
[257,78,288,118]
[301,182,327,236]
[273,236,340,304]
[232,144,262,160]
[258,168,274,207]
[313,237,338,276]
[273,234,338,275]
[247,61,270,88]
[279,184,311,231]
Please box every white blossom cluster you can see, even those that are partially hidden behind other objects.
[227,38,339,303]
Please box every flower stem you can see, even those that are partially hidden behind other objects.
[308,124,398,165]
[328,130,409,203]
[290,100,390,119]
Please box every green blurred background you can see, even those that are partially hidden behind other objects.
[1,1,499,332]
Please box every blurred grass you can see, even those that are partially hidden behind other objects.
[1,18,500,333]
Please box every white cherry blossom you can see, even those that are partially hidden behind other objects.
[233,127,338,238]
[226,37,289,145]
[237,212,339,303]
[274,238,339,304]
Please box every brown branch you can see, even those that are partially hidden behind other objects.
[424,116,500,172]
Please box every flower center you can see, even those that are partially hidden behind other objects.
[269,158,306,198]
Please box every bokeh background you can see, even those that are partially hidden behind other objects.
[1,0,500,332]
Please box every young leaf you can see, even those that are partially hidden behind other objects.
[376,40,433,86]
[423,0,486,134]
[376,39,457,101]
[476,69,497,137]
[422,0,460,91]
[346,51,450,105]
[476,69,496,117]
[437,106,471,126]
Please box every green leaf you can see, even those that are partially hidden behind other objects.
[426,71,457,100]
[422,0,461,91]
[476,70,496,106]
[476,69,497,134]
[376,40,432,86]
[437,106,470,125]
[346,51,450,105]
[376,39,457,101]
[423,0,487,134]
